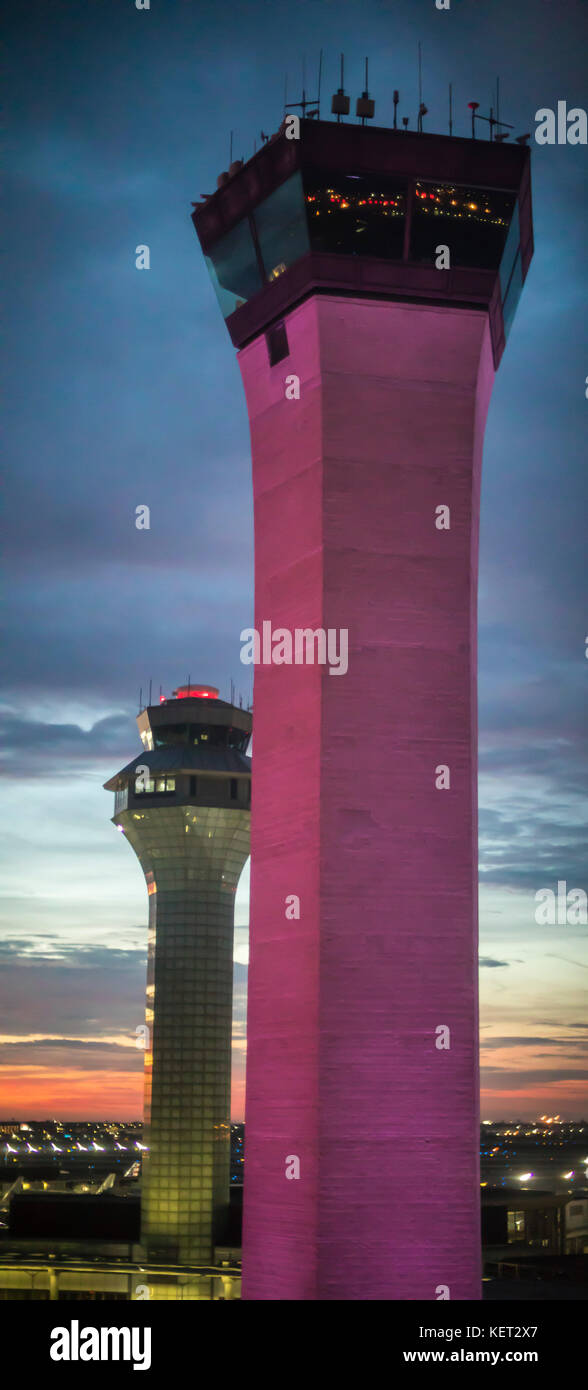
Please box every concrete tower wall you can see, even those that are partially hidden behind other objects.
[116,804,250,1265]
[240,295,495,1299]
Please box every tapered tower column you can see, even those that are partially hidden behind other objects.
[239,298,493,1300]
[105,685,251,1266]
[193,115,533,1299]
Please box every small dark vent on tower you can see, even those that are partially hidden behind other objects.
[266,320,289,366]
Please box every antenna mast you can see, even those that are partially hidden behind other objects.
[416,42,427,131]
[331,53,350,122]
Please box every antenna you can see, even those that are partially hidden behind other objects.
[356,56,375,124]
[449,82,453,137]
[469,94,513,141]
[285,50,320,119]
[393,89,399,130]
[416,44,428,131]
[331,53,350,120]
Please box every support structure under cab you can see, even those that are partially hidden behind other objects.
[192,117,533,1299]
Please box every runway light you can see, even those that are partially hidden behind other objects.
[563,1171,574,1179]
[517,1172,533,1181]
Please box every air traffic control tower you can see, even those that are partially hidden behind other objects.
[192,97,533,1299]
[105,685,251,1268]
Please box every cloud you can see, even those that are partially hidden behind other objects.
[0,711,133,778]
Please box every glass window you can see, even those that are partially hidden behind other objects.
[154,725,188,748]
[204,219,263,319]
[507,1210,525,1241]
[305,170,406,259]
[136,776,175,795]
[266,321,289,365]
[135,777,155,794]
[502,249,523,340]
[410,181,515,268]
[499,200,520,300]
[499,200,523,343]
[254,172,309,281]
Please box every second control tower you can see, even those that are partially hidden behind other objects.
[105,684,251,1268]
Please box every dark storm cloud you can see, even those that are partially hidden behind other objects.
[0,1038,143,1073]
[481,1069,588,1085]
[479,958,510,969]
[0,1038,136,1052]
[482,1036,588,1051]
[0,940,146,1041]
[0,938,145,969]
[0,712,133,778]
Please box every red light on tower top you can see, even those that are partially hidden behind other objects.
[171,684,220,700]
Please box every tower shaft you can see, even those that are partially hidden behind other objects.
[127,809,249,1264]
[240,296,494,1299]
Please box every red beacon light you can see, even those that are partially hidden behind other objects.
[171,684,219,700]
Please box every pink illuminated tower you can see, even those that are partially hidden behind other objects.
[192,109,533,1300]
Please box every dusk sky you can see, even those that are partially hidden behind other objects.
[2,0,587,1123]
